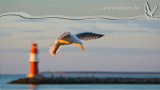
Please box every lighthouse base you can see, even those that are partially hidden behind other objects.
[27,61,40,78]
[27,74,41,78]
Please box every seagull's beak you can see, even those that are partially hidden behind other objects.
[76,43,84,51]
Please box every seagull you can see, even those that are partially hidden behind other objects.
[49,32,104,56]
[144,2,158,18]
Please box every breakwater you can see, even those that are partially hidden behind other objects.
[8,77,160,84]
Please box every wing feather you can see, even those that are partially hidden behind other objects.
[56,32,70,42]
[76,32,104,41]
[49,42,61,56]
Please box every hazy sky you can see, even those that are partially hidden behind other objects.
[0,15,160,74]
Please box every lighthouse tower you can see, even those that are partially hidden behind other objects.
[27,43,40,78]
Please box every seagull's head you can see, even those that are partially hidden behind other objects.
[75,42,84,51]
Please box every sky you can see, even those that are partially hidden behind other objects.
[1,0,160,17]
[0,15,160,74]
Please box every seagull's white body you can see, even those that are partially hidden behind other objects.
[49,32,104,56]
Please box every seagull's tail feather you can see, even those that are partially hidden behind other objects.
[49,43,61,56]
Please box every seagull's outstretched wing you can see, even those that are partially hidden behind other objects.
[49,32,71,56]
[49,42,62,56]
[145,2,151,13]
[152,6,158,15]
[56,32,70,42]
[76,32,104,41]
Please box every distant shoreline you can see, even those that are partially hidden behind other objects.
[2,71,160,74]
[40,71,160,74]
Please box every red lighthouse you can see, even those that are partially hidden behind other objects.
[27,43,40,78]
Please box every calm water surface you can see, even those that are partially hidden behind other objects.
[0,74,160,90]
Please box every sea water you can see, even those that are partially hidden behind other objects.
[0,74,160,90]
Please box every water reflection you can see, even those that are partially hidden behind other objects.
[29,84,38,90]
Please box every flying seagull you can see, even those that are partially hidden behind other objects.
[49,32,104,56]
[144,2,158,18]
